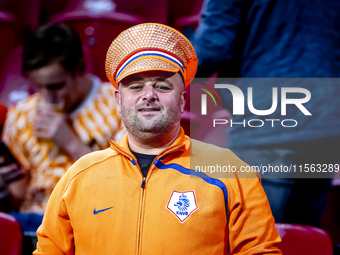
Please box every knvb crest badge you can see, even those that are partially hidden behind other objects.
[166,190,198,223]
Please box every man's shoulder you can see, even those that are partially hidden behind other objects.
[190,139,259,179]
[190,139,239,162]
[65,147,120,180]
[47,147,123,200]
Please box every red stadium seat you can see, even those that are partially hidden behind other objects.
[0,212,22,255]
[65,0,168,24]
[275,223,333,255]
[0,47,32,107]
[173,14,201,32]
[50,10,144,81]
[38,0,69,25]
[0,104,8,135]
[0,10,18,73]
[168,0,204,31]
[0,0,40,33]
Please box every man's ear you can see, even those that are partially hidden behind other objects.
[180,90,188,114]
[114,89,122,114]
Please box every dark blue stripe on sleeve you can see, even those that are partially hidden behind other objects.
[154,159,228,205]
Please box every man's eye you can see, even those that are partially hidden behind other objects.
[156,84,171,91]
[130,85,143,90]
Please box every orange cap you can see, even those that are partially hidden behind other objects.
[105,23,197,89]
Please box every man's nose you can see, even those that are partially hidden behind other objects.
[143,85,158,102]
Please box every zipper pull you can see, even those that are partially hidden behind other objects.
[141,177,146,189]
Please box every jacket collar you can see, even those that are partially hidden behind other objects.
[109,127,190,161]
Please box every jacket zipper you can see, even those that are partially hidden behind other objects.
[137,177,146,255]
[141,177,146,188]
[134,146,184,255]
[137,163,148,255]
[136,159,158,254]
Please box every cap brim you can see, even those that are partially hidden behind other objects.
[113,58,182,89]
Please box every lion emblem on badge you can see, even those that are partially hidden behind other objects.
[167,190,198,223]
[174,193,190,211]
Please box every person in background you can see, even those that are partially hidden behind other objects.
[1,22,125,234]
[189,0,340,239]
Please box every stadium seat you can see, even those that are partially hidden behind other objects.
[50,10,144,81]
[0,212,22,255]
[275,223,333,255]
[173,14,201,32]
[65,0,168,24]
[0,10,18,73]
[0,104,7,135]
[38,0,69,25]
[0,47,33,107]
[168,0,204,31]
[0,0,40,33]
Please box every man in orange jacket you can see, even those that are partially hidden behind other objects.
[34,23,281,255]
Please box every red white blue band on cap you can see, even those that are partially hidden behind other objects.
[116,50,184,80]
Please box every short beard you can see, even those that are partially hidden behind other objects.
[121,104,182,142]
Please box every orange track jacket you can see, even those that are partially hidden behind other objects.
[34,129,281,254]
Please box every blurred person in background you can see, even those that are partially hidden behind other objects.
[1,22,125,236]
[189,0,340,241]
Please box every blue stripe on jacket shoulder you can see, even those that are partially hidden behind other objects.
[154,159,228,205]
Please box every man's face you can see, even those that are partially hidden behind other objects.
[29,62,79,112]
[115,71,187,138]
